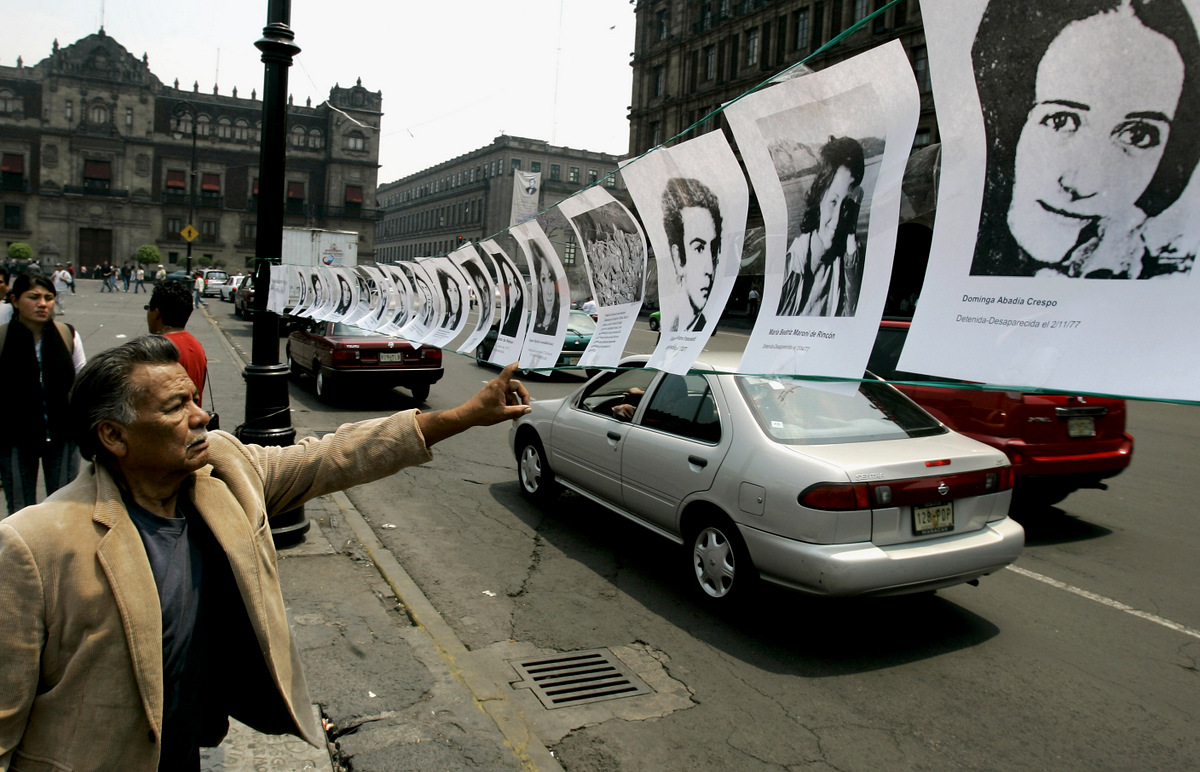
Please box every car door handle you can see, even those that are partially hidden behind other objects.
[606,431,622,441]
[688,455,708,468]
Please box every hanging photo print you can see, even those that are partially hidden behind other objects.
[398,260,442,345]
[453,244,498,355]
[559,189,648,370]
[288,265,315,319]
[902,0,1200,399]
[512,219,570,371]
[376,263,412,335]
[480,238,529,366]
[725,40,918,379]
[621,130,747,374]
[326,267,358,323]
[422,255,472,349]
[307,265,339,322]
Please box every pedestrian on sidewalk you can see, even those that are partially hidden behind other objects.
[51,264,72,314]
[146,280,207,401]
[67,264,76,294]
[133,264,147,293]
[193,271,208,308]
[0,266,10,325]
[0,335,531,771]
[100,262,114,292]
[0,274,86,515]
[155,264,167,284]
[121,262,132,292]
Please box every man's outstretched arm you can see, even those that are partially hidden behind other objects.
[418,363,532,447]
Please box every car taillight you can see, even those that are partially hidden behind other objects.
[422,348,442,361]
[332,349,359,361]
[798,483,871,511]
[984,466,1015,492]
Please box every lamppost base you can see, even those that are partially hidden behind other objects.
[237,362,306,544]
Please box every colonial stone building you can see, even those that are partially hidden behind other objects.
[627,0,935,156]
[375,134,628,300]
[0,30,383,272]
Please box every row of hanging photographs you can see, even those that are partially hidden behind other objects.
[273,0,1200,402]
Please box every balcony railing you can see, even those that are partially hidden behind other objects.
[318,204,383,220]
[0,177,28,192]
[161,191,225,208]
[64,184,128,198]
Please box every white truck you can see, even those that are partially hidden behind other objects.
[268,227,359,322]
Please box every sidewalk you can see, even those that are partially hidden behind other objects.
[5,286,556,772]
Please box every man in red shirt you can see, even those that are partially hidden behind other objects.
[145,280,208,401]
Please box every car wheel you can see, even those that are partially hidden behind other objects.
[474,343,491,367]
[517,435,557,502]
[234,301,242,318]
[649,317,660,332]
[315,367,334,402]
[409,383,430,403]
[287,349,303,379]
[688,515,755,602]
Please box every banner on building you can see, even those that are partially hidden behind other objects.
[510,170,542,225]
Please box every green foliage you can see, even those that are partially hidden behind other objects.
[197,256,213,268]
[6,242,33,261]
[135,244,161,265]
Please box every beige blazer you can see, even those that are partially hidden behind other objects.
[0,411,432,772]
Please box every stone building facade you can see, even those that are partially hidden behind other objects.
[0,30,383,273]
[627,0,935,156]
[375,134,628,300]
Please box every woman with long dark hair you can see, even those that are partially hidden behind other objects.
[971,0,1200,278]
[0,274,87,514]
[777,135,865,316]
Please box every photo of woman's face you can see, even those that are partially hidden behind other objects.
[817,166,855,247]
[1008,7,1184,265]
[445,274,460,313]
[537,260,555,305]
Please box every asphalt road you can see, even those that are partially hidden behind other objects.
[213,302,1200,771]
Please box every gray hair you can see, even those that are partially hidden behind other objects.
[69,335,181,462]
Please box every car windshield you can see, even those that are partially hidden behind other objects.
[567,312,597,335]
[736,375,945,445]
[331,322,386,337]
[206,271,228,281]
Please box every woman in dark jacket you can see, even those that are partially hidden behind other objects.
[0,274,87,515]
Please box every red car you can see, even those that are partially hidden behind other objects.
[286,320,443,403]
[869,319,1133,506]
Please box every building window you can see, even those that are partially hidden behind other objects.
[795,9,810,51]
[196,115,209,137]
[718,0,730,16]
[291,126,306,147]
[894,0,907,25]
[873,0,888,32]
[604,174,616,188]
[745,29,760,67]
[563,238,577,266]
[346,131,366,152]
[568,166,580,183]
[550,164,561,181]
[243,221,257,241]
[217,118,232,139]
[125,107,134,130]
[286,181,305,214]
[650,121,662,147]
[200,172,221,200]
[235,120,250,141]
[200,219,218,243]
[653,66,665,97]
[587,169,598,185]
[90,104,109,124]
[167,216,182,237]
[345,185,363,216]
[65,100,73,121]
[912,45,930,93]
[704,45,717,80]
[165,169,187,192]
[511,158,522,171]
[530,161,541,173]
[308,129,323,149]
[656,9,669,40]
[83,160,112,192]
[913,128,932,149]
[3,205,20,230]
[854,0,870,21]
[2,153,25,191]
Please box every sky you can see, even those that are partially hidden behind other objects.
[1,0,636,182]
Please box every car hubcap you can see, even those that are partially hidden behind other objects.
[694,527,735,598]
[316,371,325,394]
[520,446,541,492]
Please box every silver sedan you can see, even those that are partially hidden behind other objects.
[509,354,1024,603]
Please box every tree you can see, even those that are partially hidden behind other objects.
[135,244,162,266]
[6,242,33,262]
[197,255,213,268]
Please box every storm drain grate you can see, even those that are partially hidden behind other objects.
[509,648,653,710]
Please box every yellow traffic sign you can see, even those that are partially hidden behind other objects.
[181,225,199,242]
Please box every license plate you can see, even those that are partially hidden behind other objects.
[913,502,954,535]
[1067,416,1095,438]
[379,352,405,363]
[561,355,579,366]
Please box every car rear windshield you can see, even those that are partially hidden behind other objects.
[568,312,597,335]
[736,375,946,445]
[331,322,386,337]
[205,271,228,281]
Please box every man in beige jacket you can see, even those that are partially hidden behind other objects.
[0,335,531,771]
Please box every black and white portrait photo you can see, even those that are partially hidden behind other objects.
[971,0,1200,279]
[333,270,354,318]
[527,239,562,336]
[754,85,886,319]
[659,177,723,332]
[567,199,646,308]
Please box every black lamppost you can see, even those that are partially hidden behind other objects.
[241,0,307,541]
[170,101,199,275]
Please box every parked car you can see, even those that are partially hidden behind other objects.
[648,311,661,331]
[200,269,229,297]
[868,319,1133,506]
[233,276,255,318]
[475,309,598,376]
[286,319,444,403]
[220,275,248,303]
[510,354,1022,602]
[163,270,191,285]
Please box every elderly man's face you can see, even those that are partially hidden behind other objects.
[116,363,211,479]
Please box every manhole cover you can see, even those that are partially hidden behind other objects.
[509,648,653,710]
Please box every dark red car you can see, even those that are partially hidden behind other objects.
[869,319,1133,506]
[286,320,443,403]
